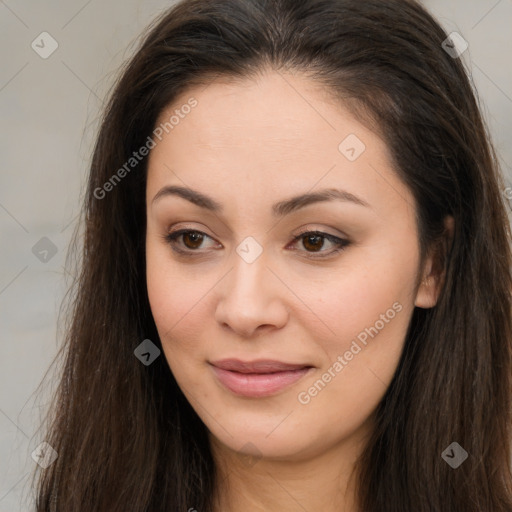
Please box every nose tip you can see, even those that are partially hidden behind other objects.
[214,254,288,338]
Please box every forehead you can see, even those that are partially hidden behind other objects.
[146,69,413,221]
[153,70,367,152]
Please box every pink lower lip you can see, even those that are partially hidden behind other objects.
[210,365,313,398]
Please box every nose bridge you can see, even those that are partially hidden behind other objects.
[214,238,288,335]
[227,239,272,305]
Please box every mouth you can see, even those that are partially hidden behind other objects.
[209,359,314,398]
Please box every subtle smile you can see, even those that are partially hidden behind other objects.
[209,359,314,398]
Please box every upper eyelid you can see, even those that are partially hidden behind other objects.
[167,220,347,237]
[167,227,345,241]
[166,228,347,251]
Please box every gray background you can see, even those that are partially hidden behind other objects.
[1,0,511,509]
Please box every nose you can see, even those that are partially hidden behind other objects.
[214,247,289,338]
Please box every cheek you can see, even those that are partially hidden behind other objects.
[303,279,410,396]
[145,242,207,358]
[294,291,411,448]
[296,241,417,409]
[308,254,417,359]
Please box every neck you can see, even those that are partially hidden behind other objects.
[209,423,371,512]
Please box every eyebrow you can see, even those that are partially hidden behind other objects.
[151,185,371,216]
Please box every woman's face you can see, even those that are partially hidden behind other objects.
[145,69,436,462]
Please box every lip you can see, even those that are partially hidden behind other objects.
[209,359,314,398]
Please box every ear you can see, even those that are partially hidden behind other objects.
[414,215,454,309]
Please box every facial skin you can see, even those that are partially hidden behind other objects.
[145,68,445,512]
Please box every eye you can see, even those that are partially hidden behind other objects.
[162,228,350,258]
[289,230,350,258]
[163,229,219,255]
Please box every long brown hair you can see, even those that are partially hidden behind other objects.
[33,0,512,510]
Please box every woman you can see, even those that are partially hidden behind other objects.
[33,0,512,510]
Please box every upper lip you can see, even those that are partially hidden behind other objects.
[210,359,312,374]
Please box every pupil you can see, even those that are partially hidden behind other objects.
[304,234,323,252]
[184,232,203,248]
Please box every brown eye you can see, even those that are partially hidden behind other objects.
[181,231,204,249]
[291,230,350,258]
[164,229,217,255]
[164,228,349,259]
[301,234,325,252]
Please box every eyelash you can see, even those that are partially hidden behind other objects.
[162,228,350,259]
